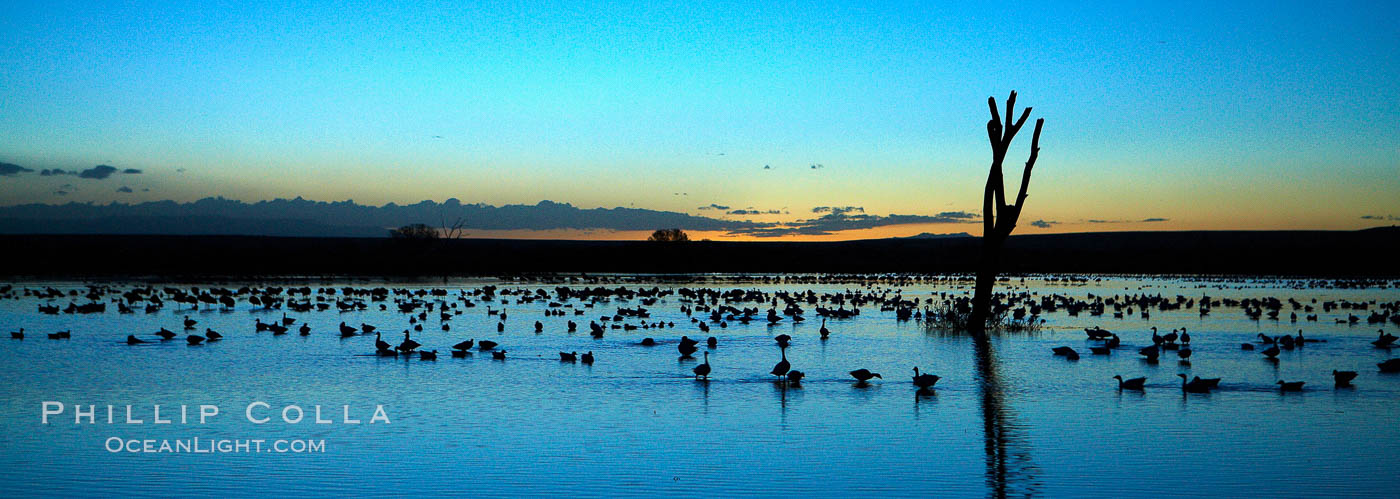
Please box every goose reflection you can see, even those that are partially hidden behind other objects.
[974,336,1042,497]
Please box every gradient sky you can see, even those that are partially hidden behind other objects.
[1,0,1397,239]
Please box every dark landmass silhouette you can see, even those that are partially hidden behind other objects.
[0,227,1395,277]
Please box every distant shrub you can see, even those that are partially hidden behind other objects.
[647,228,689,242]
[390,224,439,240]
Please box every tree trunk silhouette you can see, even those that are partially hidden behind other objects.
[968,91,1044,336]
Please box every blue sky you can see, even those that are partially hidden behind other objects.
[1,0,1397,238]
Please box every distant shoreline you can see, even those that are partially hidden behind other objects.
[1,227,1397,278]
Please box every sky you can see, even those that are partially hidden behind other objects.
[1,0,1397,240]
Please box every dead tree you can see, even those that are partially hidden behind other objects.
[968,91,1044,335]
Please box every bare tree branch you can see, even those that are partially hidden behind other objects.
[1014,118,1045,211]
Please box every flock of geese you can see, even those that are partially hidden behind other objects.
[1062,326,1398,393]
[4,281,1399,395]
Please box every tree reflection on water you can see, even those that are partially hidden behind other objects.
[974,336,1042,498]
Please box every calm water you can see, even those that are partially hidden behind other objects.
[1,275,1398,498]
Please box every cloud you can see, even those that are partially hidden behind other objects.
[697,204,730,211]
[810,163,825,169]
[1,162,34,176]
[729,210,979,237]
[116,186,134,193]
[1085,217,1169,224]
[1029,219,1057,228]
[0,198,770,235]
[0,197,987,239]
[34,165,136,179]
[78,165,119,179]
[1361,214,1400,222]
[727,209,782,216]
[813,206,865,215]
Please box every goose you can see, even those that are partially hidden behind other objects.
[282,312,296,326]
[1241,343,1255,351]
[706,336,717,349]
[1372,330,1397,348]
[268,323,288,335]
[1163,329,1179,344]
[205,329,222,341]
[693,352,711,380]
[770,347,791,380]
[397,331,421,353]
[1178,374,1213,393]
[678,336,698,358]
[187,334,205,345]
[560,351,578,362]
[9,328,21,339]
[1258,333,1276,345]
[1138,345,1159,361]
[492,350,507,360]
[1106,334,1121,348]
[912,367,940,389]
[1052,346,1080,360]
[1378,359,1400,373]
[787,370,805,384]
[48,330,71,339]
[1113,375,1146,391]
[849,368,882,383]
[1151,327,1163,345]
[1180,327,1191,344]
[819,318,830,339]
[155,328,176,340]
[774,334,791,348]
[339,322,357,337]
[360,323,376,334]
[299,324,311,335]
[255,319,270,332]
[442,323,450,331]
[183,316,197,329]
[1333,370,1358,387]
[1262,345,1281,359]
[375,332,392,352]
[1192,376,1222,389]
[420,350,437,360]
[497,322,505,332]
[126,334,145,345]
[452,339,474,351]
[640,338,656,346]
[478,340,498,351]
[581,351,594,365]
[451,349,468,358]
[1277,380,1304,392]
